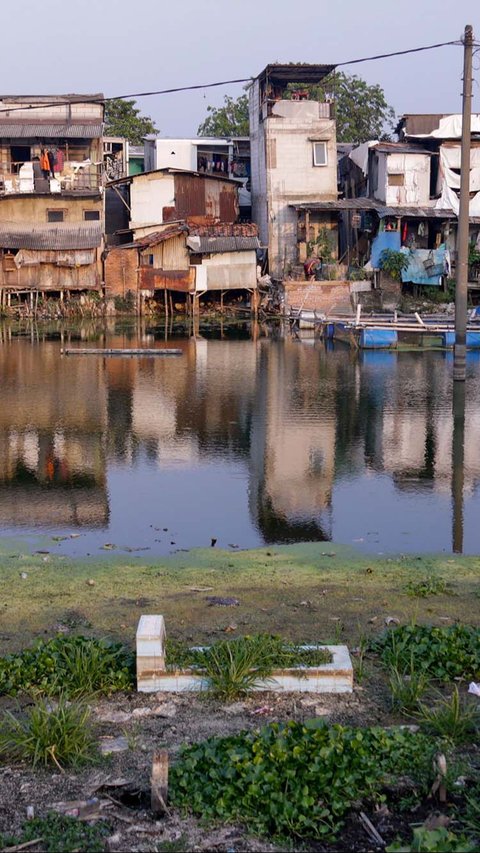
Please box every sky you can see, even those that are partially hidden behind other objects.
[1,0,479,137]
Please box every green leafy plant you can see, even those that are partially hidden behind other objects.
[468,241,480,267]
[0,695,97,768]
[387,826,477,852]
[0,812,110,853]
[414,686,479,744]
[389,662,429,713]
[170,722,436,839]
[372,624,480,680]
[379,249,410,280]
[0,635,135,697]
[404,575,454,598]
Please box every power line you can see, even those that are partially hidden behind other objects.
[0,39,465,115]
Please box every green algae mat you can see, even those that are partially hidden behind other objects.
[0,538,479,653]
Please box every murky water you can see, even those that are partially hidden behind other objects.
[0,321,479,555]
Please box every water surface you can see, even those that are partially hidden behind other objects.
[0,321,478,555]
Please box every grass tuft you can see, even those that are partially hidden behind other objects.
[414,686,480,744]
[0,695,98,768]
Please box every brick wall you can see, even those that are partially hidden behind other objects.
[283,281,353,314]
[104,247,139,298]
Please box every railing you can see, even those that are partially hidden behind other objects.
[0,162,103,195]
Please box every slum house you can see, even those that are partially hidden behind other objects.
[104,221,260,314]
[330,115,480,298]
[249,63,338,281]
[0,94,104,308]
[105,167,259,313]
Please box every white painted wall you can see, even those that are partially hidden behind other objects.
[129,172,176,230]
[374,151,431,205]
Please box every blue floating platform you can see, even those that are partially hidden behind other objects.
[442,331,480,349]
[359,329,398,349]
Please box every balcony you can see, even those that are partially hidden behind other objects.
[0,160,103,196]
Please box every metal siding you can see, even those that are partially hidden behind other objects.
[0,222,102,249]
[189,236,260,253]
[0,123,102,138]
[139,267,195,293]
[174,173,205,218]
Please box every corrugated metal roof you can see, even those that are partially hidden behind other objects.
[0,222,102,249]
[256,63,336,85]
[187,235,260,253]
[0,123,102,138]
[291,199,457,218]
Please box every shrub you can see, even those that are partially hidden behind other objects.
[170,722,436,839]
[0,635,135,697]
[0,812,109,853]
[372,624,480,681]
[0,696,97,768]
[414,686,480,744]
[379,249,409,280]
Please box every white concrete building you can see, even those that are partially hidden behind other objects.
[249,64,338,279]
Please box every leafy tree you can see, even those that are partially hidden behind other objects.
[197,94,249,137]
[104,98,159,144]
[197,74,395,143]
[287,72,395,143]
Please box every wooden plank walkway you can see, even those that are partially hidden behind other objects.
[61,348,183,357]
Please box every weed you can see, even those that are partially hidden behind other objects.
[0,695,97,768]
[166,635,332,699]
[389,663,429,713]
[0,635,135,697]
[372,624,480,680]
[414,686,480,744]
[387,826,477,852]
[171,722,437,839]
[404,575,454,598]
[0,812,110,852]
[353,630,369,684]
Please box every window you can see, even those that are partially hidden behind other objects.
[47,210,65,222]
[313,142,327,167]
[388,173,405,186]
[84,210,100,221]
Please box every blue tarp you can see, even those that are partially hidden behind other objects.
[400,246,446,286]
[370,230,401,269]
[360,329,398,349]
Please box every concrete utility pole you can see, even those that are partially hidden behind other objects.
[454,24,474,382]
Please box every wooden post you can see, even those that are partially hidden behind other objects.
[151,750,169,815]
[164,289,168,321]
[220,289,224,314]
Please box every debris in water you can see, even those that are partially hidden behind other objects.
[211,538,217,547]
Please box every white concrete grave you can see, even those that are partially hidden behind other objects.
[136,616,353,694]
[136,614,166,692]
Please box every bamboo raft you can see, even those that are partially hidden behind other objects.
[61,348,183,357]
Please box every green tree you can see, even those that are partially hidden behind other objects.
[197,94,249,137]
[288,72,395,143]
[104,98,159,144]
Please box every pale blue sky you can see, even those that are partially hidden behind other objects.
[2,0,478,135]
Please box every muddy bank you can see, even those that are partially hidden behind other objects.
[1,540,479,654]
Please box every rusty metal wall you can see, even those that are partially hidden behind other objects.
[173,174,238,222]
[139,266,195,293]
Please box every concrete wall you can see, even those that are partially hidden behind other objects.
[151,139,196,172]
[0,195,102,223]
[250,82,337,279]
[129,173,176,230]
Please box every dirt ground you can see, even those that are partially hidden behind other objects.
[0,676,409,853]
[1,540,480,851]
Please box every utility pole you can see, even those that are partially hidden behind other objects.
[454,24,473,382]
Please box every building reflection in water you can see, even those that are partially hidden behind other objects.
[0,323,478,551]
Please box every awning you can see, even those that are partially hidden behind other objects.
[0,221,102,250]
[0,123,102,138]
